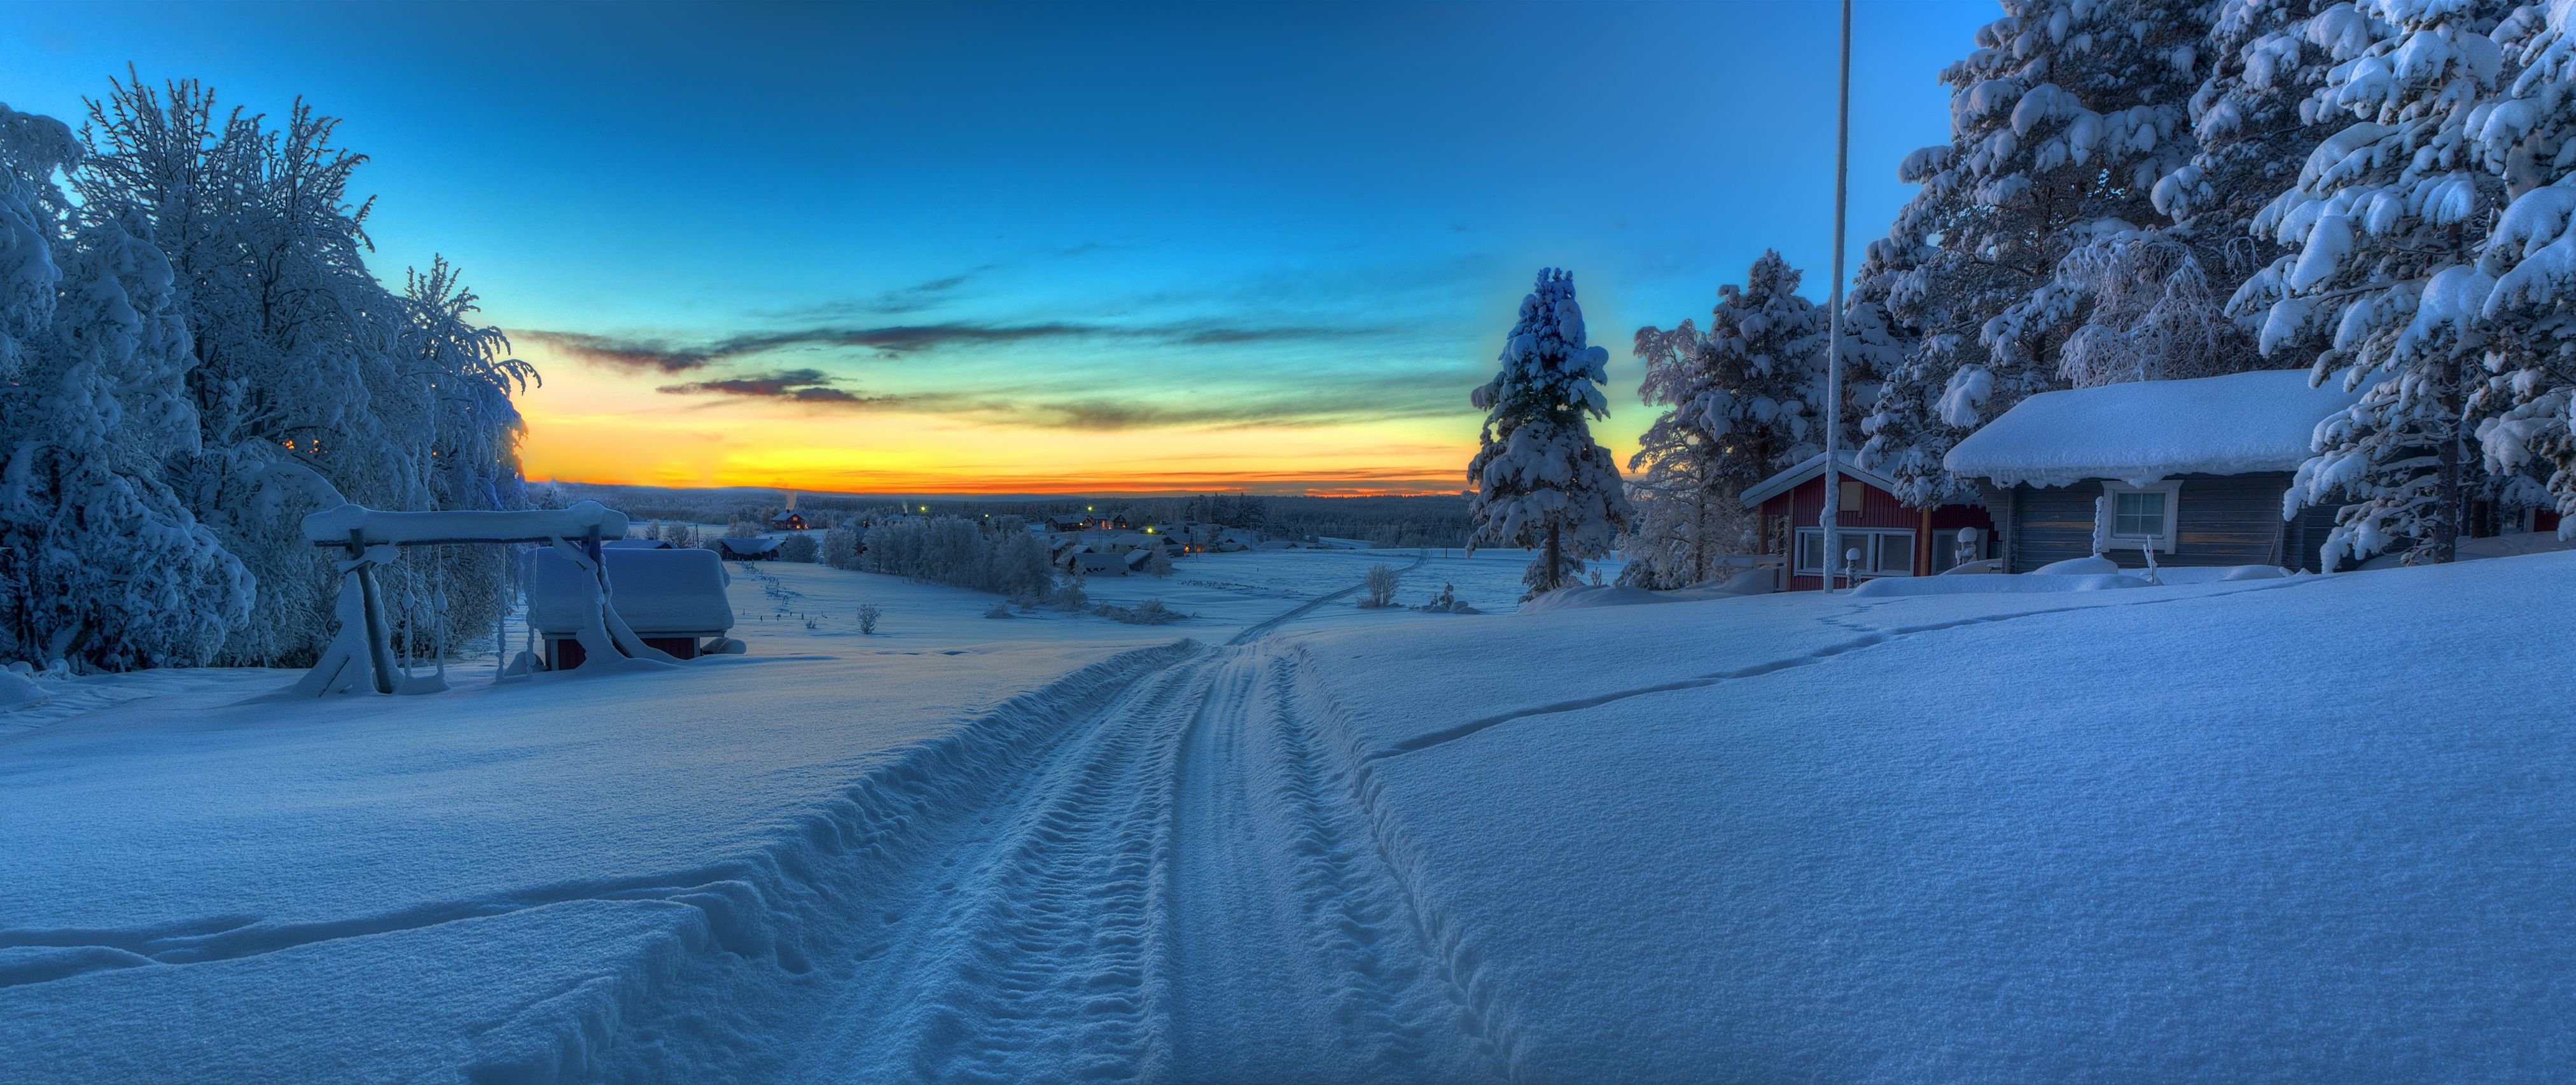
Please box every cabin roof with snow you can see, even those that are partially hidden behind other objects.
[1944,370,2366,489]
[1739,451,1898,510]
[529,548,734,637]
[769,510,807,530]
[714,536,783,559]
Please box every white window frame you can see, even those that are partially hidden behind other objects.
[2099,479,2182,554]
[1793,527,1918,578]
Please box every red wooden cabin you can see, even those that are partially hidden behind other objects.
[1741,452,1996,591]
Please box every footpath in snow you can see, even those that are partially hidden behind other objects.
[5,550,2574,1082]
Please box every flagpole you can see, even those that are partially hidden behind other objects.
[1821,0,1852,591]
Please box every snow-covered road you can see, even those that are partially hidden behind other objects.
[590,555,1496,1082]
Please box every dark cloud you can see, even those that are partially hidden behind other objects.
[655,367,900,407]
[526,318,1391,373]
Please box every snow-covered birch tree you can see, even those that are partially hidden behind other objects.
[69,76,536,664]
[1468,269,1633,595]
[0,103,250,669]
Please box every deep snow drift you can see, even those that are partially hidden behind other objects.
[4,549,2572,1082]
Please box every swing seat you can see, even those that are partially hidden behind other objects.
[529,547,735,670]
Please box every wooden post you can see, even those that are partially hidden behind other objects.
[1917,505,1933,577]
[351,528,396,695]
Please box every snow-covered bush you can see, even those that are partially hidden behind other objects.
[1094,598,1184,625]
[1361,564,1399,607]
[778,533,819,563]
[856,603,881,634]
[1142,545,1174,577]
[725,519,764,539]
[1050,574,1089,612]
[1468,269,1633,594]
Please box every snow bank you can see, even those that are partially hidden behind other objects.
[2358,530,2576,569]
[300,500,630,545]
[1944,370,2366,487]
[1514,585,1678,613]
[1849,571,2150,596]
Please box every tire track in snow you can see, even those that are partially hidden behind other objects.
[1226,552,1428,646]
[1367,577,2330,761]
[1159,644,1499,1082]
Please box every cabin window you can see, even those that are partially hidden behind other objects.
[1793,528,1917,577]
[2099,479,2182,553]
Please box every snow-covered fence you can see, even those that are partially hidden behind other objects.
[289,501,678,696]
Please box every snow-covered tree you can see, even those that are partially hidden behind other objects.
[0,103,250,669]
[1622,250,1830,587]
[2472,0,2576,538]
[70,76,536,664]
[2239,0,2523,564]
[1861,0,2206,504]
[1468,269,1633,594]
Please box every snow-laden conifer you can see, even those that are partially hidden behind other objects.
[1860,0,2206,505]
[2471,0,2576,538]
[1623,251,1831,587]
[1468,269,1633,594]
[2239,0,2523,564]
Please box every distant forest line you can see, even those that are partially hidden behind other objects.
[551,484,1477,549]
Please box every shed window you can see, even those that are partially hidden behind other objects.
[2099,479,2183,553]
[1794,528,1917,578]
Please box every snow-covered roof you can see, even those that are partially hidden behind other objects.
[529,548,734,636]
[715,536,782,557]
[1737,451,1900,510]
[1944,370,2365,488]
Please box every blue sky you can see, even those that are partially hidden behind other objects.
[3,0,1993,494]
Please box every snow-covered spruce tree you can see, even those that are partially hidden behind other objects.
[0,104,250,669]
[71,76,536,663]
[1468,269,1634,595]
[2237,0,2522,565]
[1860,0,2206,505]
[1621,250,1828,587]
[2471,1,2576,538]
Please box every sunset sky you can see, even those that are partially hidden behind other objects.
[5,0,1989,496]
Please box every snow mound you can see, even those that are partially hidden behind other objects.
[1515,585,1680,613]
[0,670,46,710]
[1852,573,2150,596]
[1944,370,2366,488]
[2151,564,2293,584]
[2032,556,2124,575]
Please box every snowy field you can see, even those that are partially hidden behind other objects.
[4,550,2572,1082]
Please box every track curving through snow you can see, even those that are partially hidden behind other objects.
[588,557,1500,1084]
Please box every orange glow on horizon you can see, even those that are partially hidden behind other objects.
[510,340,1632,498]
